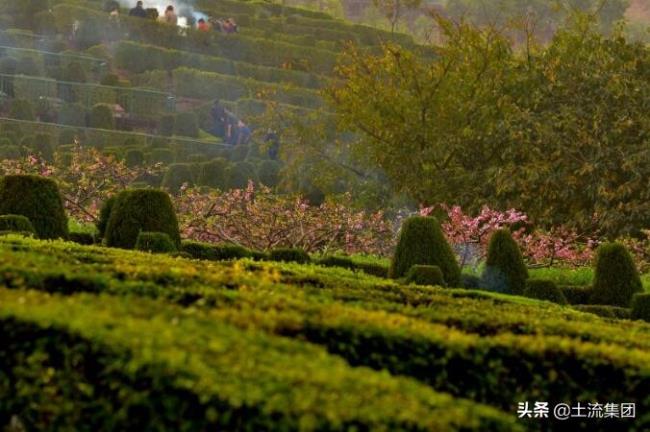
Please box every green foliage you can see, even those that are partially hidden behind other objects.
[591,243,642,307]
[104,189,180,250]
[559,285,593,305]
[162,163,194,193]
[523,280,567,305]
[573,305,632,320]
[158,114,175,137]
[390,216,460,286]
[197,158,229,189]
[0,175,68,239]
[269,247,311,264]
[125,149,144,167]
[406,264,446,286]
[257,159,281,187]
[0,214,36,235]
[227,161,258,189]
[481,229,528,295]
[180,240,252,261]
[89,104,115,130]
[96,196,116,240]
[9,99,35,121]
[149,148,175,164]
[318,255,389,277]
[62,61,87,83]
[173,112,199,138]
[0,144,22,160]
[30,133,54,162]
[58,103,86,127]
[68,231,95,245]
[631,293,650,323]
[135,231,177,253]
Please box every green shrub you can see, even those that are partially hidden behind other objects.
[135,231,177,253]
[96,196,116,240]
[104,189,180,249]
[89,104,115,130]
[0,175,68,239]
[0,214,36,235]
[269,248,311,264]
[180,240,252,261]
[318,255,356,270]
[406,265,446,286]
[389,216,460,286]
[573,305,632,320]
[0,144,22,160]
[230,144,249,162]
[68,231,95,245]
[461,274,481,289]
[158,114,175,137]
[523,280,567,305]
[62,61,87,83]
[58,129,78,146]
[9,99,35,121]
[257,160,281,187]
[173,112,199,138]
[149,148,175,164]
[197,158,229,189]
[58,103,86,127]
[100,73,121,86]
[31,133,54,162]
[481,229,528,295]
[631,293,650,322]
[162,163,194,193]
[227,161,258,190]
[559,285,593,305]
[125,149,144,167]
[590,243,642,307]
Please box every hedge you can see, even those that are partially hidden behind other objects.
[631,293,650,323]
[591,243,643,307]
[0,214,35,235]
[269,247,311,264]
[0,289,516,431]
[406,265,446,286]
[523,279,567,305]
[135,231,177,254]
[180,240,252,261]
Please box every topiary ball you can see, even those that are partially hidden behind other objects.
[89,103,115,130]
[104,189,180,250]
[269,248,311,264]
[226,161,257,190]
[174,112,199,138]
[481,229,528,295]
[197,158,229,189]
[523,279,567,305]
[0,214,36,235]
[162,163,194,193]
[389,216,460,287]
[0,175,68,239]
[257,160,282,188]
[405,265,446,286]
[590,242,642,307]
[631,293,650,323]
[135,231,177,253]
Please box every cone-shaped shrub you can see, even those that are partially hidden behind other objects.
[631,293,650,323]
[590,243,642,307]
[481,229,528,295]
[406,265,446,286]
[269,248,311,264]
[0,175,68,239]
[0,214,36,235]
[105,189,180,250]
[523,280,567,305]
[389,216,460,286]
[162,163,194,193]
[135,231,177,253]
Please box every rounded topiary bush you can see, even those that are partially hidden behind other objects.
[0,144,22,160]
[590,242,642,307]
[481,229,528,295]
[0,175,68,239]
[135,231,177,253]
[0,214,36,236]
[58,103,86,127]
[269,248,311,264]
[125,149,144,167]
[96,196,116,240]
[31,133,55,162]
[523,280,567,305]
[197,158,229,189]
[389,216,460,287]
[227,161,258,190]
[158,114,175,137]
[257,160,281,188]
[89,104,115,130]
[10,99,35,121]
[631,293,650,323]
[173,112,199,138]
[104,189,180,250]
[150,148,175,164]
[162,163,194,193]
[405,265,446,286]
[69,232,95,245]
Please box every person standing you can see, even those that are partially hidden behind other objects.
[164,5,178,25]
[129,1,147,18]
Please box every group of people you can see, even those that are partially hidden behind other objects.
[128,2,178,25]
[210,100,251,147]
[123,1,238,33]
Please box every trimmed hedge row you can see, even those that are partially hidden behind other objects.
[0,288,516,431]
